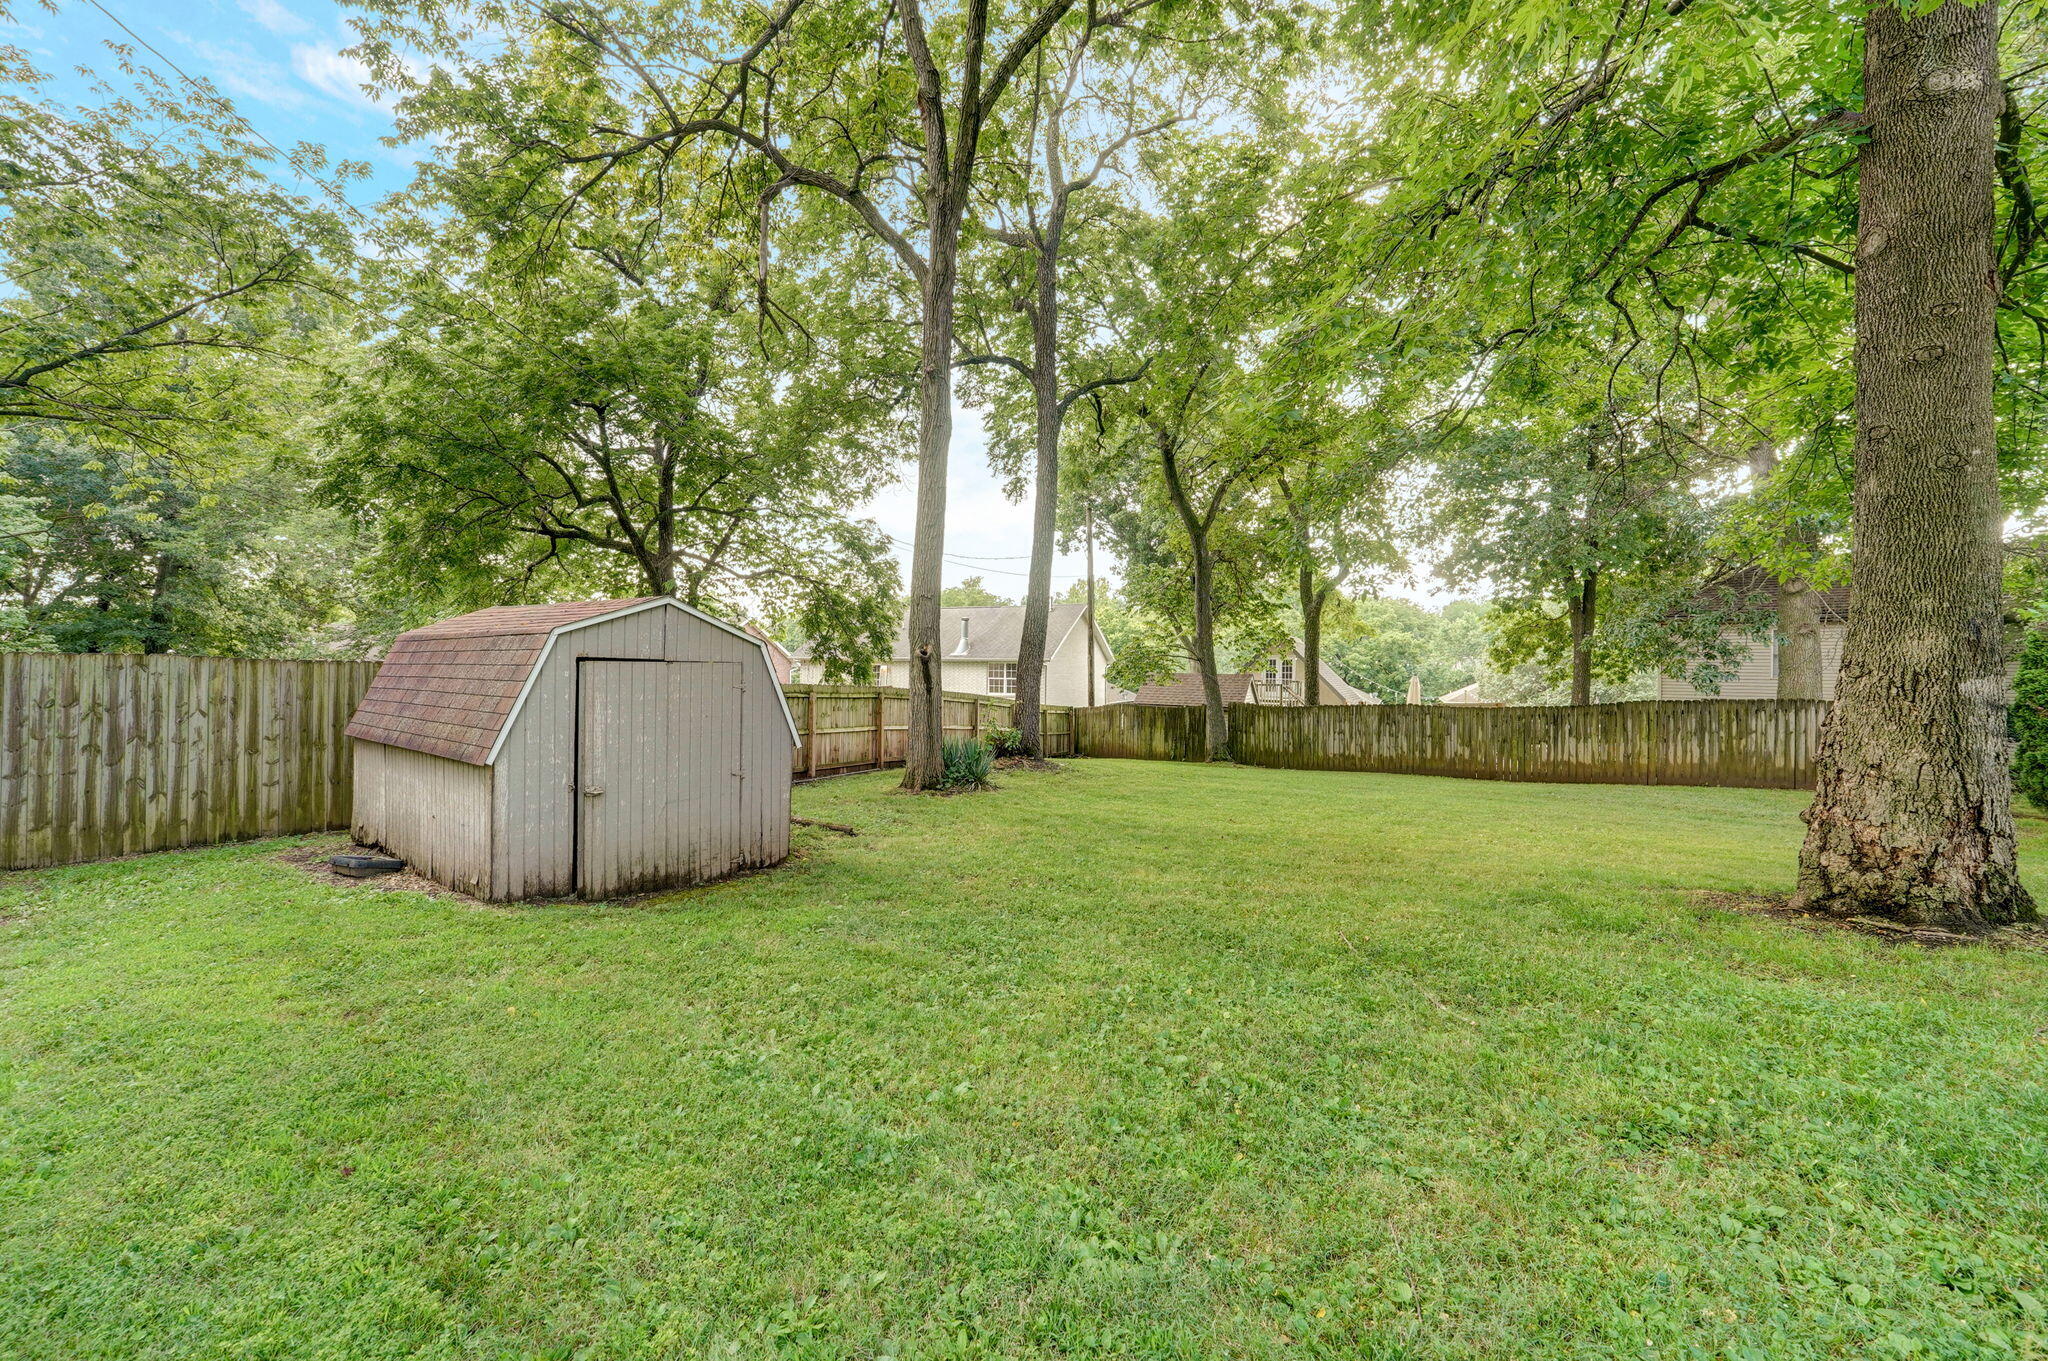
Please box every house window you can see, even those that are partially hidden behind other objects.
[1264,657,1295,686]
[987,662,1017,695]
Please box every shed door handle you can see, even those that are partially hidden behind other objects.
[583,786,604,798]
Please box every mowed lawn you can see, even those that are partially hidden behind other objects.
[3,762,2046,1360]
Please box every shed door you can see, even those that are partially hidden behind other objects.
[576,659,743,898]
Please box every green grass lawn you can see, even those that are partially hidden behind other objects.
[3,761,2046,1360]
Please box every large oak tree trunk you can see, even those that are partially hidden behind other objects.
[1794,0,2035,928]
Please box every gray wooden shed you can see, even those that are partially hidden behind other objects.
[345,597,796,900]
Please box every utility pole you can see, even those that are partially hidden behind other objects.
[1085,501,1098,707]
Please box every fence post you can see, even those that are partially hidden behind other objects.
[805,689,818,779]
[872,691,885,769]
[971,697,980,742]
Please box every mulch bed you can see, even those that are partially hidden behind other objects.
[1692,889,2048,952]
[275,838,489,907]
[994,756,1063,774]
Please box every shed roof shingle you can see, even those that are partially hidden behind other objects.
[346,597,659,765]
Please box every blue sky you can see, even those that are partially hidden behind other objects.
[14,0,1459,606]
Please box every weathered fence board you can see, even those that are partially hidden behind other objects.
[1079,699,1831,790]
[1,653,382,869]
[1074,704,1210,763]
[784,685,1075,778]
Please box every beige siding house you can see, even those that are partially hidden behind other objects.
[791,603,1114,707]
[1656,580,1851,701]
[348,597,797,901]
[1122,641,1378,706]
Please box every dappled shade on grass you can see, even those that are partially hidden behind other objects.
[2,761,2045,1358]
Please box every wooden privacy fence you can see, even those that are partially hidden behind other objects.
[788,685,1075,778]
[1074,703,1210,763]
[1079,699,1832,790]
[1,652,381,869]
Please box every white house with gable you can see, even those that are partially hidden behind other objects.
[791,603,1116,708]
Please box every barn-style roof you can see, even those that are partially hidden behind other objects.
[347,597,797,766]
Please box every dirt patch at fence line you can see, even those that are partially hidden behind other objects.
[276,837,496,908]
[1692,889,2048,953]
[994,756,1064,774]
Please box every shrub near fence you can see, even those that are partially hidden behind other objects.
[1080,699,1831,790]
[1,652,381,869]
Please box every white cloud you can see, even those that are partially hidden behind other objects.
[180,37,308,111]
[237,0,311,37]
[290,44,383,110]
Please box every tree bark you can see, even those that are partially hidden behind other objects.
[1300,567,1325,706]
[1776,578,1825,700]
[1567,569,1596,706]
[1188,558,1229,761]
[1013,211,1063,760]
[1795,0,2036,929]
[1084,502,1098,707]
[900,209,959,790]
[1158,429,1229,760]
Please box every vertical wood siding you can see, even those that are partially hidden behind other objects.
[0,653,379,869]
[351,740,494,895]
[1077,700,1832,789]
[491,607,792,900]
[783,685,1077,776]
[575,660,743,897]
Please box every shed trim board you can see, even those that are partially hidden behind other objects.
[484,597,799,764]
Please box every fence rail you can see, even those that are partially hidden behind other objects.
[1079,699,1831,790]
[787,684,1075,778]
[1,652,382,870]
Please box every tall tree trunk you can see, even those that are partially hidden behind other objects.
[1084,502,1098,707]
[1300,568,1325,706]
[1795,0,2035,928]
[1776,579,1825,700]
[1567,569,1596,706]
[1013,235,1062,760]
[901,199,964,792]
[1158,430,1229,760]
[1748,436,1826,699]
[1188,548,1228,761]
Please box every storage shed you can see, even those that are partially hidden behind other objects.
[346,597,796,900]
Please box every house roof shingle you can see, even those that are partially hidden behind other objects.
[346,597,659,765]
[1699,567,1850,624]
[1126,672,1257,706]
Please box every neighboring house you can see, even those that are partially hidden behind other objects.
[1436,682,1497,706]
[1122,642,1379,706]
[1656,575,1851,701]
[745,623,796,685]
[789,603,1114,708]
